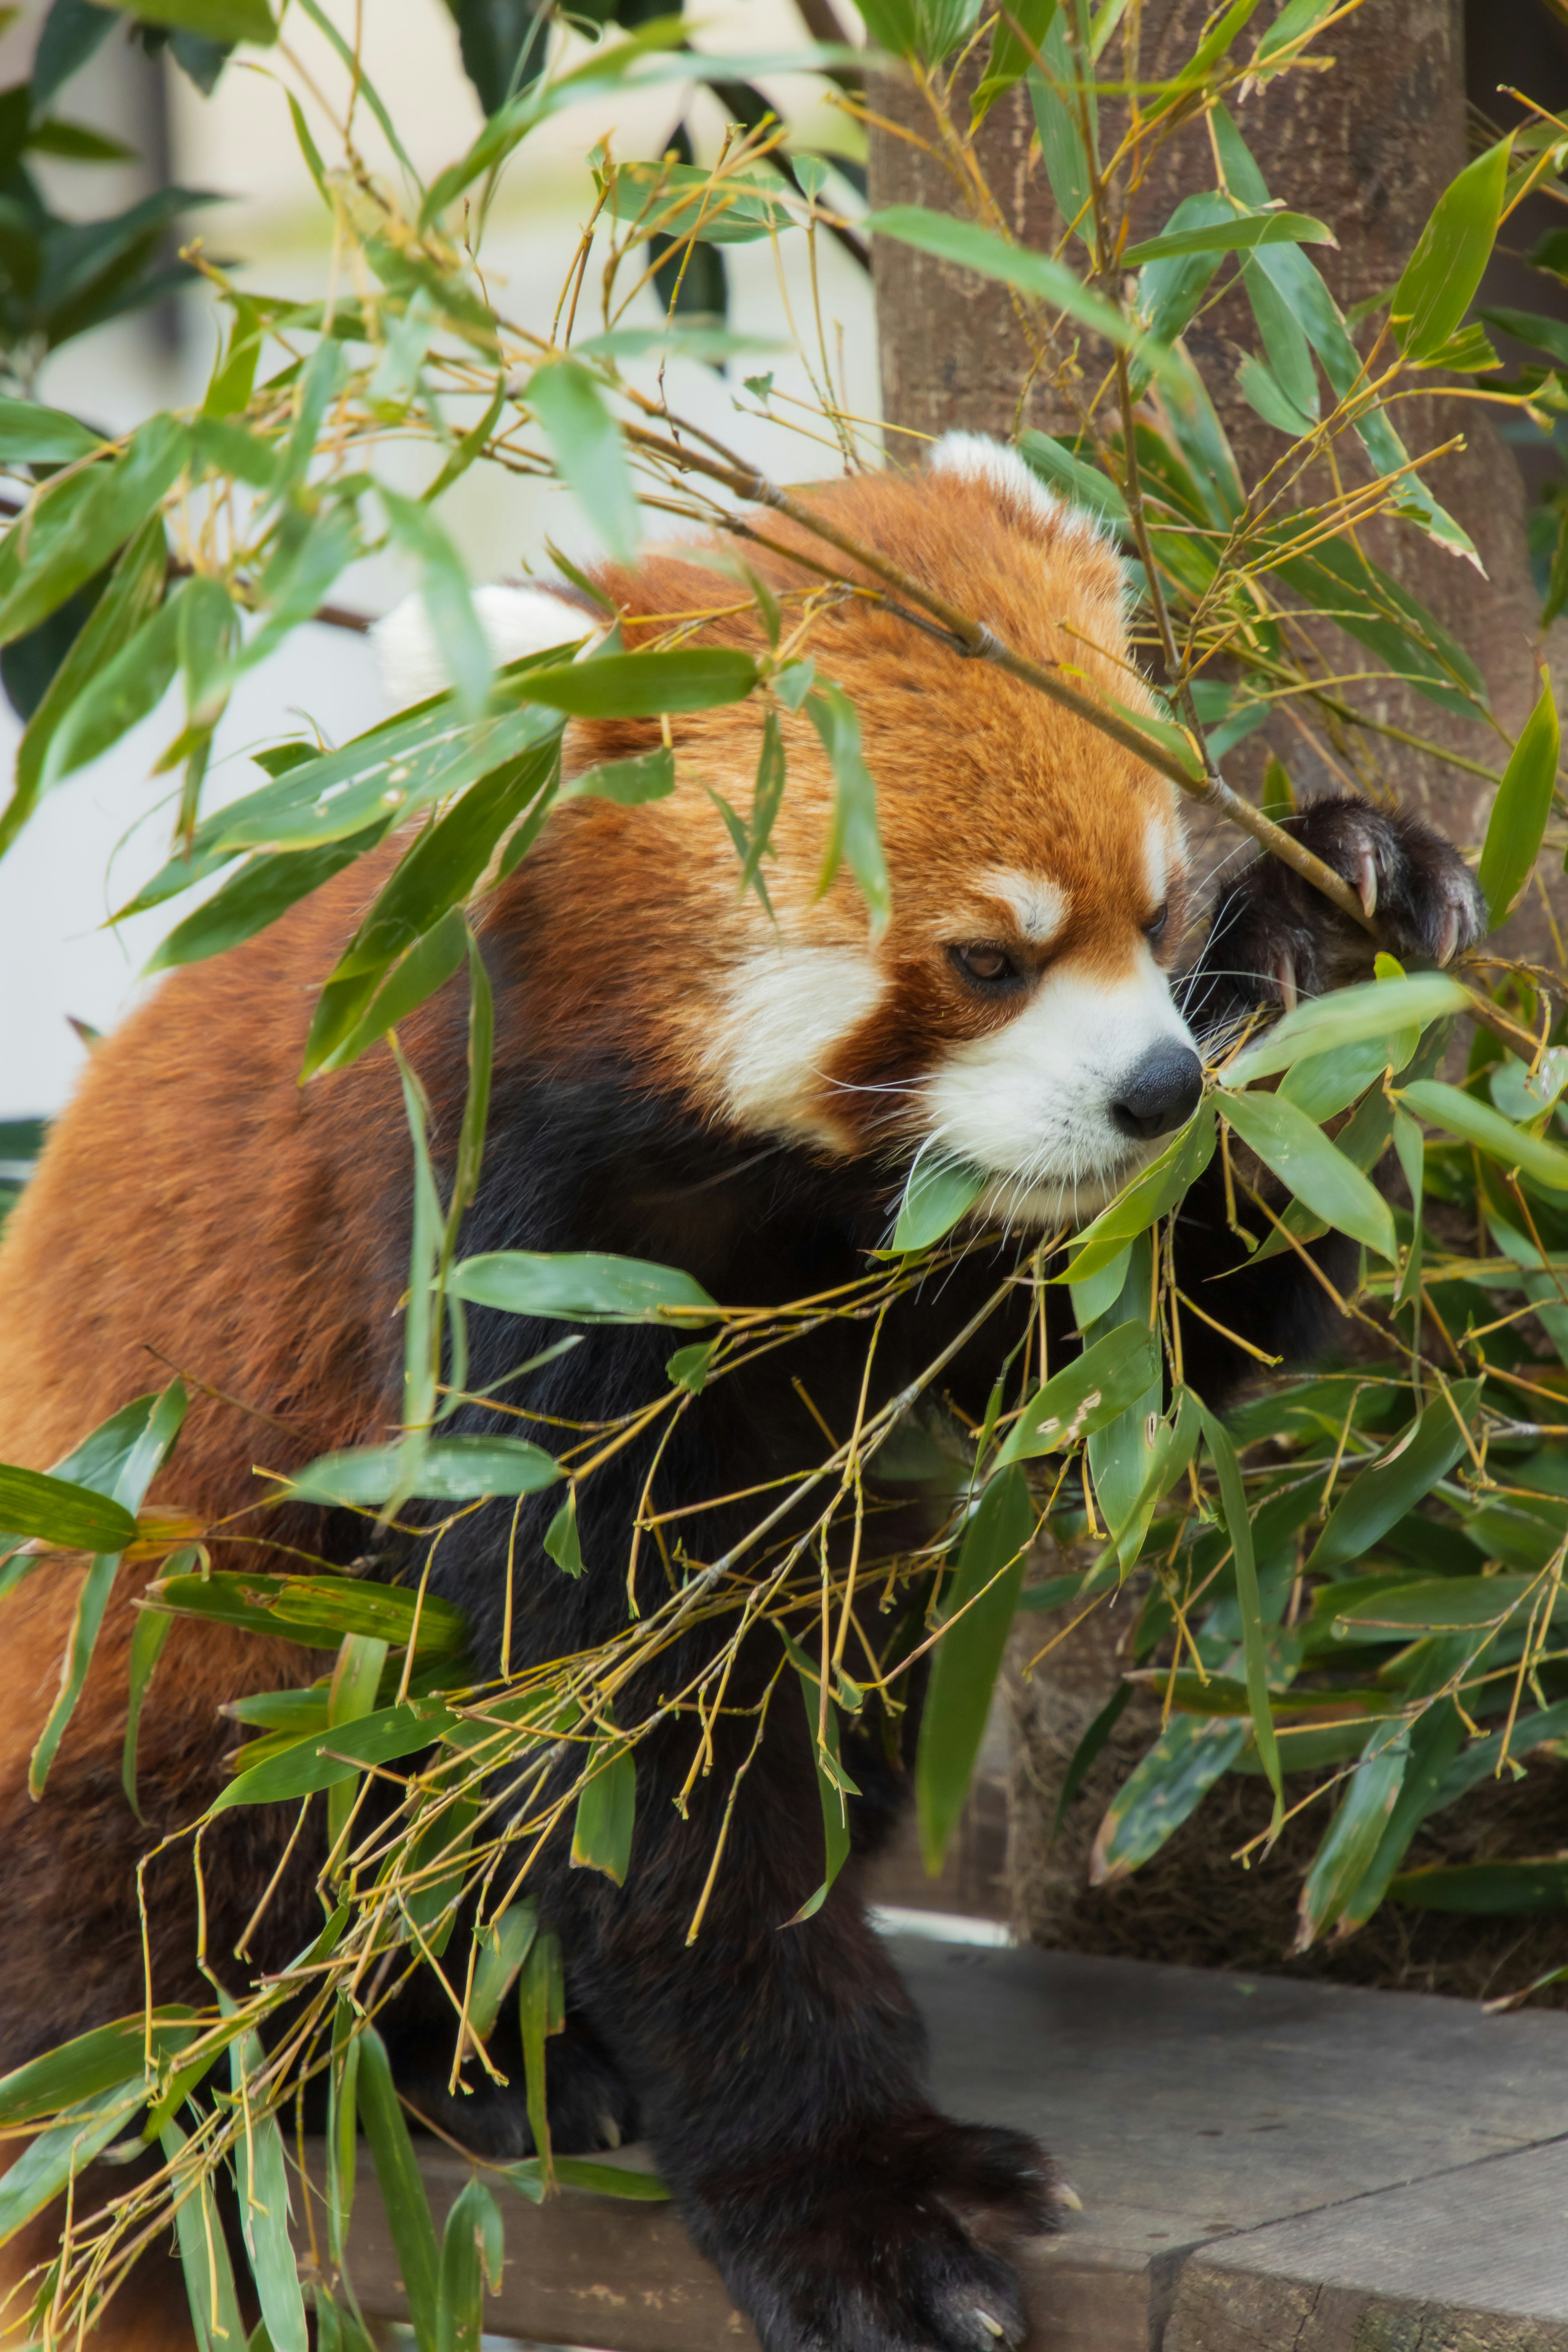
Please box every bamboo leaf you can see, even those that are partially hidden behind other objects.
[518,1929,565,2179]
[0,2012,196,2126]
[230,2034,307,2352]
[1059,1104,1215,1284]
[447,1249,717,1323]
[0,1466,138,1553]
[150,1570,468,1657]
[570,1738,637,1884]
[467,1902,539,2045]
[862,207,1181,380]
[356,2027,440,2352]
[1196,1402,1281,1820]
[1295,1725,1410,1948]
[1308,1384,1482,1575]
[524,359,641,566]
[1123,208,1333,265]
[1091,1715,1247,1882]
[1399,1079,1568,1191]
[0,2088,140,2249]
[971,0,1057,122]
[281,1436,561,1508]
[994,1319,1160,1466]
[163,2117,247,2352]
[1224,973,1470,1085]
[807,682,891,935]
[1390,1857,1568,1913]
[381,489,493,721]
[437,2178,503,2352]
[1217,1086,1396,1261]
[0,417,187,645]
[915,1465,1035,1872]
[891,1158,987,1252]
[1391,136,1511,362]
[1478,677,1557,927]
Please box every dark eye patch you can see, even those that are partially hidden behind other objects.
[949,943,1025,991]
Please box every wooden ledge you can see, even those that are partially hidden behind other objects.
[320,1935,1568,2351]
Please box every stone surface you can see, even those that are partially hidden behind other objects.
[330,1935,1568,2350]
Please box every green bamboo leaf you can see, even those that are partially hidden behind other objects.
[229,2033,307,2352]
[1330,1573,1548,1636]
[739,706,785,899]
[993,1318,1160,1466]
[1123,208,1333,265]
[1399,1078,1568,1191]
[518,1929,566,2175]
[503,2154,672,2201]
[1278,1032,1412,1123]
[916,1465,1035,1872]
[1128,194,1236,378]
[862,208,1181,381]
[570,1738,637,1884]
[1336,1700,1463,1933]
[36,588,183,792]
[357,2027,440,2352]
[1028,10,1094,245]
[1059,1105,1215,1285]
[564,746,676,804]
[1392,1107,1425,1313]
[1478,678,1557,927]
[0,2086,140,2248]
[0,399,105,463]
[447,1249,717,1324]
[0,1466,138,1553]
[1016,430,1129,533]
[1249,0,1338,75]
[1224,973,1470,1085]
[0,417,187,646]
[437,2178,503,2352]
[150,1569,468,1656]
[524,646,757,720]
[29,1380,187,1799]
[807,681,890,934]
[544,1488,584,1577]
[971,0,1057,122]
[1295,1724,1410,1948]
[1091,1715,1247,1881]
[1390,1857,1568,1913]
[891,1158,987,1252]
[784,1652,855,1924]
[147,824,390,974]
[122,1578,182,1820]
[7,515,168,841]
[467,1902,539,2045]
[107,0,276,36]
[1196,1402,1281,1819]
[163,2116,247,2352]
[0,2011,196,2126]
[325,1632,390,1853]
[327,2000,359,2269]
[381,488,493,720]
[607,160,790,245]
[524,359,641,567]
[283,1437,563,1508]
[1,1390,167,1581]
[1390,136,1511,362]
[1217,1086,1396,1261]
[212,1697,461,1811]
[310,906,471,1078]
[1308,1381,1481,1575]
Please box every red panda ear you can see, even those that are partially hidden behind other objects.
[372,583,603,709]
[925,430,1133,630]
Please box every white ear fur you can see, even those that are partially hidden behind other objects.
[928,430,1115,554]
[372,583,599,709]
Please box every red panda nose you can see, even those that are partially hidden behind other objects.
[1108,1044,1204,1142]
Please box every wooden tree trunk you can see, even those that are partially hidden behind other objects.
[867,0,1544,890]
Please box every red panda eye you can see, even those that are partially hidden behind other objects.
[951,944,1020,987]
[1145,903,1169,942]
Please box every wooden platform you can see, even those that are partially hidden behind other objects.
[330,1929,1568,2351]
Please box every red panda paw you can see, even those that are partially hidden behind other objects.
[1193,794,1486,1031]
[684,2114,1058,2352]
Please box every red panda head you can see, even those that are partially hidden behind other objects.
[376,435,1201,1228]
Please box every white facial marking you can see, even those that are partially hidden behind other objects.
[705,946,885,1142]
[374,584,599,710]
[1144,817,1170,913]
[920,947,1197,1227]
[983,869,1069,946]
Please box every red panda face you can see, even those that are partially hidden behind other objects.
[379,437,1203,1230]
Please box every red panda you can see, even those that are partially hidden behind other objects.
[0,435,1483,2352]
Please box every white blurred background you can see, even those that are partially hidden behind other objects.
[0,0,878,1120]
